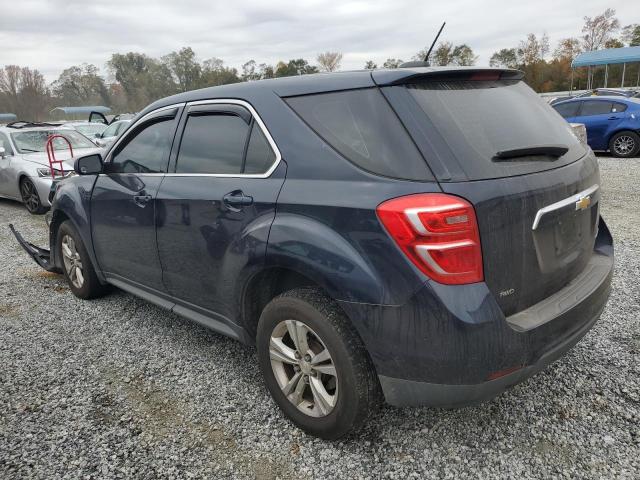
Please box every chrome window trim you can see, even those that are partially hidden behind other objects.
[531,184,599,231]
[103,99,282,179]
[104,103,185,160]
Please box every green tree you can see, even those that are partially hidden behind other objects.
[51,64,109,106]
[415,42,477,66]
[163,47,202,92]
[200,58,241,87]
[382,58,403,69]
[489,48,519,68]
[274,59,318,77]
[107,52,176,110]
[622,24,640,46]
[363,60,377,70]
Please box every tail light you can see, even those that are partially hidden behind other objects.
[376,193,483,285]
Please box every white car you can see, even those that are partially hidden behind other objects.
[0,122,102,214]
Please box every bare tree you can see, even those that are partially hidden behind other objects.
[553,38,582,62]
[363,60,377,70]
[0,65,49,120]
[581,8,620,51]
[316,52,343,72]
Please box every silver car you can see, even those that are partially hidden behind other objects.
[93,119,131,148]
[65,121,108,144]
[0,124,102,214]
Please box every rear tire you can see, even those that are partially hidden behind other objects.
[256,287,381,439]
[20,177,47,215]
[56,220,109,299]
[609,131,640,158]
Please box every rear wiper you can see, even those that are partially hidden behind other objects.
[493,144,569,161]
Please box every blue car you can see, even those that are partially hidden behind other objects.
[11,67,613,439]
[553,96,640,157]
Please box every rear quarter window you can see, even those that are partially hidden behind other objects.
[285,88,433,181]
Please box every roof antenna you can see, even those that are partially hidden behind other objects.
[424,21,446,65]
[399,21,446,68]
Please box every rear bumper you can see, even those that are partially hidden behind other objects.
[339,217,614,407]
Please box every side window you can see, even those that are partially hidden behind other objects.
[580,101,613,116]
[0,132,13,155]
[102,122,120,138]
[611,103,628,113]
[244,124,276,174]
[553,102,580,118]
[110,119,174,174]
[285,88,432,181]
[176,114,250,174]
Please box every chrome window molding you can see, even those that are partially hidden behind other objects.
[531,184,599,231]
[103,99,282,179]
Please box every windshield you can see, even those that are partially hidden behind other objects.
[10,129,96,154]
[74,124,107,137]
[402,79,586,181]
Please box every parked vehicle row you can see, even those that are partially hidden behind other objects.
[552,96,640,157]
[549,87,640,105]
[0,122,102,213]
[11,66,613,439]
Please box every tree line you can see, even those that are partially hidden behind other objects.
[0,8,638,120]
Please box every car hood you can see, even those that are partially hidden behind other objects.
[21,147,103,170]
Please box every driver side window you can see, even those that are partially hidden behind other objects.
[109,119,175,174]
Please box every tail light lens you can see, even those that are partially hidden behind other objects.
[376,193,483,285]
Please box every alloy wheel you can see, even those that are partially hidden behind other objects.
[269,320,338,417]
[20,180,41,213]
[613,135,635,156]
[61,235,84,289]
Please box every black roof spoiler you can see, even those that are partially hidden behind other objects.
[371,67,524,86]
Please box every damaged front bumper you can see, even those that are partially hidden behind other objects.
[9,224,60,273]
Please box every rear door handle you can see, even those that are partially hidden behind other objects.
[608,116,619,120]
[223,190,253,211]
[133,194,152,208]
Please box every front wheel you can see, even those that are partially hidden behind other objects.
[609,131,640,158]
[56,220,109,299]
[256,288,381,439]
[20,177,47,215]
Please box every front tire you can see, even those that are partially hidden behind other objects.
[56,220,108,299]
[20,177,47,215]
[256,288,381,439]
[609,131,640,158]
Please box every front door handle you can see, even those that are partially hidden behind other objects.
[223,190,253,211]
[133,194,152,208]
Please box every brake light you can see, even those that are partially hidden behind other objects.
[376,193,483,285]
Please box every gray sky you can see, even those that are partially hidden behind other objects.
[0,0,636,81]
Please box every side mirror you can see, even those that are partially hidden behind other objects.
[74,153,103,175]
[0,147,5,159]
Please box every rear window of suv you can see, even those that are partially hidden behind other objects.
[285,88,433,181]
[400,80,587,181]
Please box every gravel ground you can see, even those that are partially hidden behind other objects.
[1,155,639,479]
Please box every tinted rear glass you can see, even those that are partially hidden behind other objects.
[553,102,580,118]
[580,101,613,116]
[286,88,432,181]
[403,80,586,181]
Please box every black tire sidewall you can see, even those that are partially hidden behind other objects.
[56,220,98,299]
[20,178,45,215]
[257,295,366,439]
[609,131,640,158]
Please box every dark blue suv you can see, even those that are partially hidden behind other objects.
[12,67,614,439]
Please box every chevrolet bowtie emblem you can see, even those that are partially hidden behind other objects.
[575,195,591,211]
